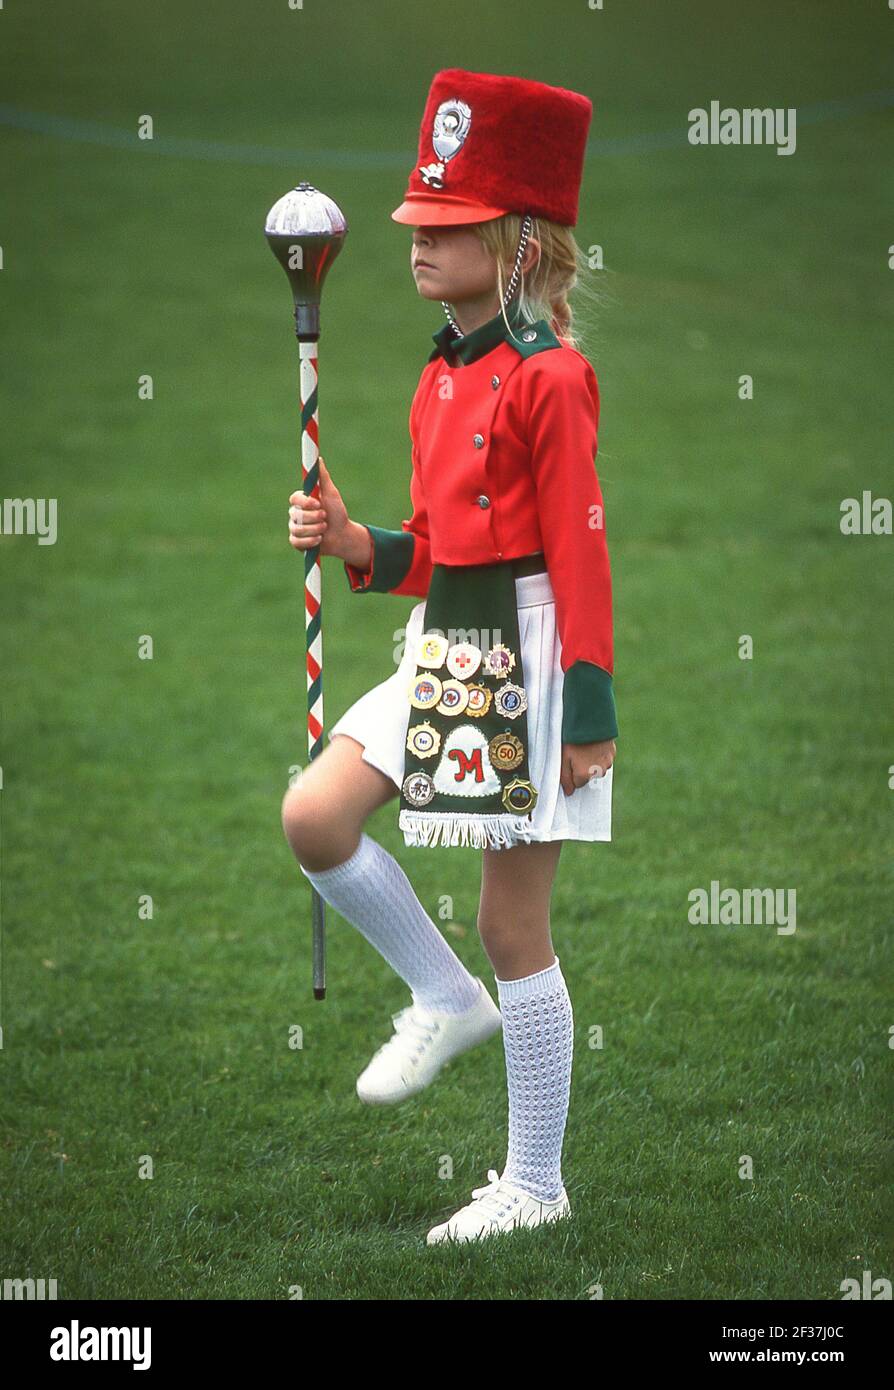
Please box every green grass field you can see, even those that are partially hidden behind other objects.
[1,0,891,1300]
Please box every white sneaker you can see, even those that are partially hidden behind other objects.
[356,978,501,1106]
[426,1169,571,1245]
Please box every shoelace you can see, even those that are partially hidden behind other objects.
[466,1169,523,1221]
[374,1005,440,1062]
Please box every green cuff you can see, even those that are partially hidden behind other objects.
[561,661,618,744]
[343,524,415,594]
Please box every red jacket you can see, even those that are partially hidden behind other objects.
[344,304,617,744]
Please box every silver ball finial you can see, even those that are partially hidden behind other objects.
[265,185,349,340]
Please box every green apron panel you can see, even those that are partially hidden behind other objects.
[398,560,539,849]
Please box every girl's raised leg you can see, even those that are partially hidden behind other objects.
[281,734,482,1016]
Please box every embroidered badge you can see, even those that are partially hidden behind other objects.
[415,632,449,668]
[494,681,527,719]
[465,683,493,717]
[403,771,435,807]
[445,641,482,681]
[502,778,538,814]
[431,724,501,800]
[407,721,441,759]
[420,98,472,187]
[409,673,443,709]
[489,732,525,771]
[483,643,516,677]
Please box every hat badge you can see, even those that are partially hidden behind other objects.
[420,98,471,188]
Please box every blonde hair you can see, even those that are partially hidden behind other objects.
[473,213,601,354]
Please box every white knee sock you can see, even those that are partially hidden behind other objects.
[495,956,573,1203]
[299,832,481,1015]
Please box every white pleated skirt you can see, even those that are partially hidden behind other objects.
[328,569,613,847]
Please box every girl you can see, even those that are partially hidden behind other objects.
[281,69,617,1245]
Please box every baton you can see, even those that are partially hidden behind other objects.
[265,182,348,1000]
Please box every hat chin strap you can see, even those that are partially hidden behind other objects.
[442,213,534,339]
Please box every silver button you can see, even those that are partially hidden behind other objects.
[472,433,485,448]
[521,329,537,343]
[491,375,501,389]
[476,494,491,509]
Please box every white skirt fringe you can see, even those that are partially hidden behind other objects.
[328,570,613,848]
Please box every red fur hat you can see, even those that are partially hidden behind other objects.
[392,68,592,228]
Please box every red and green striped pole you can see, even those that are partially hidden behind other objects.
[265,183,348,1000]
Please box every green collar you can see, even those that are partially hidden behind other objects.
[429,298,540,366]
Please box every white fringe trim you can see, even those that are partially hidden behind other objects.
[399,809,535,850]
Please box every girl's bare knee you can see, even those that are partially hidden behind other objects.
[281,785,341,862]
[281,784,306,850]
[282,778,370,870]
[279,738,397,868]
[477,907,555,978]
[476,913,515,961]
